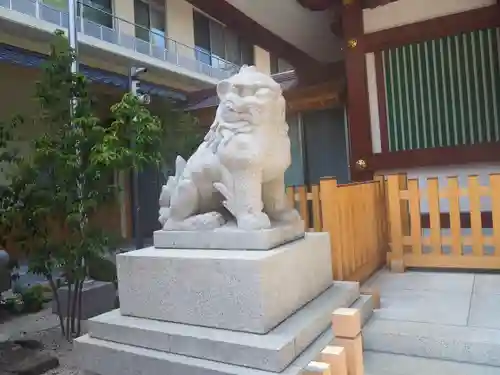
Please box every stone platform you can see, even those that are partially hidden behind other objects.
[153,220,305,250]
[77,231,362,375]
[82,282,359,372]
[118,233,332,333]
[76,327,336,375]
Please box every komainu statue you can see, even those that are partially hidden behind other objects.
[158,66,301,231]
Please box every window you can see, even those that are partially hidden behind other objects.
[81,0,113,28]
[42,0,67,8]
[43,0,113,28]
[271,55,294,74]
[193,11,254,68]
[134,0,166,47]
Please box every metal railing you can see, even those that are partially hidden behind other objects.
[0,0,240,80]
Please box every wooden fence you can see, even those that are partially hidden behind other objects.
[387,173,500,271]
[286,177,388,282]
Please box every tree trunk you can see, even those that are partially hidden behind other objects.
[70,279,80,337]
[47,274,65,337]
[65,280,73,341]
[76,278,84,336]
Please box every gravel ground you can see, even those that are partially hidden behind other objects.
[1,306,86,375]
[28,326,84,375]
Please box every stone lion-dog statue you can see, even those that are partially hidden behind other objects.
[158,65,301,231]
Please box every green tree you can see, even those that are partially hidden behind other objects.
[0,30,188,340]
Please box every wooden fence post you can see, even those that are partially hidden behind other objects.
[320,177,342,280]
[386,174,408,273]
[374,174,389,264]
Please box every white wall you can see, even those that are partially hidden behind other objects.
[114,0,135,34]
[166,0,195,58]
[254,46,271,74]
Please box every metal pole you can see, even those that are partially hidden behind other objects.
[68,0,87,277]
[129,68,144,250]
[68,0,78,75]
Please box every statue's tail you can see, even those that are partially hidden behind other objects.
[158,155,187,225]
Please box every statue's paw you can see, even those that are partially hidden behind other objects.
[237,212,271,230]
[272,209,302,224]
[158,207,170,226]
[163,212,226,231]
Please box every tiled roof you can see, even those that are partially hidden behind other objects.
[0,43,186,101]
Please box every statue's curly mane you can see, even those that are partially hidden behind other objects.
[204,83,289,153]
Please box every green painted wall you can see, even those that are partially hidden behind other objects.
[383,27,500,152]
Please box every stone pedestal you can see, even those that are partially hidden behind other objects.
[75,233,361,375]
[118,233,332,333]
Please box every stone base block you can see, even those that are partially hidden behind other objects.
[53,280,115,320]
[87,282,359,372]
[153,220,305,250]
[117,233,333,333]
[75,326,335,375]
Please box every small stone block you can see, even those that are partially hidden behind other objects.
[333,334,364,375]
[331,308,361,339]
[53,280,116,320]
[360,287,380,309]
[320,346,347,375]
[303,361,331,375]
[390,259,405,273]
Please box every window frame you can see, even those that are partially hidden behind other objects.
[192,9,254,67]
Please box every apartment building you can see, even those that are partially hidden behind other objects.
[0,0,297,241]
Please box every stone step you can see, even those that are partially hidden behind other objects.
[364,351,499,375]
[87,281,360,373]
[75,326,336,375]
[363,315,500,367]
[350,294,374,327]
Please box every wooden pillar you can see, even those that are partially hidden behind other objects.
[341,0,373,181]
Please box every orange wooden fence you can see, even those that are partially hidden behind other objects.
[387,173,500,271]
[286,177,388,282]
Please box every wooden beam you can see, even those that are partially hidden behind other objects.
[368,142,500,171]
[364,5,500,52]
[341,0,373,181]
[183,0,322,72]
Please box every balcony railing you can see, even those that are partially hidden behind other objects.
[0,0,240,80]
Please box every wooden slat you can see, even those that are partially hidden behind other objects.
[297,185,310,230]
[386,175,405,263]
[311,185,322,232]
[427,178,442,254]
[491,174,500,255]
[399,185,490,200]
[320,178,342,279]
[362,183,372,266]
[402,234,494,247]
[468,175,483,257]
[349,185,361,272]
[447,176,462,256]
[339,187,353,277]
[402,254,500,269]
[286,186,295,209]
[408,178,422,255]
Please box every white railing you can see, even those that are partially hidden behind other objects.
[0,0,239,80]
